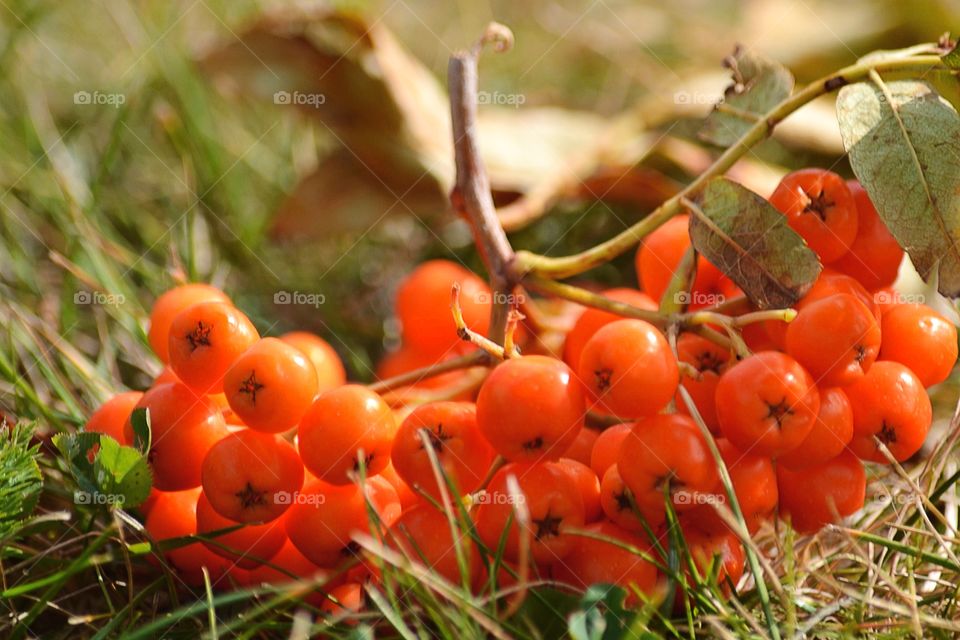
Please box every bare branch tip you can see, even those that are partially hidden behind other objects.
[477,22,514,55]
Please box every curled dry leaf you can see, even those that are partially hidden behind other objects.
[199,5,451,238]
[200,6,620,239]
[699,46,795,148]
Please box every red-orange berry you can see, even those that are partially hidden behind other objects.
[578,319,678,419]
[617,414,719,526]
[554,521,657,602]
[785,293,880,387]
[769,168,858,263]
[635,214,722,302]
[128,383,228,491]
[388,503,481,585]
[474,461,585,565]
[286,477,401,567]
[476,356,584,463]
[832,181,903,290]
[777,449,866,534]
[148,284,230,363]
[715,352,820,457]
[168,301,259,394]
[84,391,142,446]
[675,332,730,433]
[298,385,396,485]
[552,458,602,522]
[395,260,491,358]
[201,429,304,523]
[880,303,958,387]
[390,401,493,500]
[144,487,229,584]
[196,491,286,568]
[562,288,657,370]
[562,427,599,467]
[778,387,854,470]
[589,423,632,477]
[223,338,318,433]
[280,331,347,394]
[843,361,932,463]
[686,439,777,534]
[599,465,645,533]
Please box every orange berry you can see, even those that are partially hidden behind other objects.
[298,385,396,485]
[396,260,491,358]
[635,215,722,302]
[168,301,259,394]
[388,503,481,584]
[715,352,820,458]
[554,521,657,600]
[777,449,866,534]
[778,387,854,470]
[562,288,657,370]
[844,361,932,463]
[280,331,347,393]
[128,383,228,491]
[286,477,401,567]
[578,319,678,419]
[832,181,903,290]
[390,401,493,500]
[201,429,304,523]
[880,303,958,387]
[148,284,230,363]
[84,391,142,446]
[377,461,421,509]
[223,338,318,433]
[552,458,602,522]
[598,465,644,533]
[618,414,719,526]
[196,491,286,568]
[475,461,585,565]
[321,582,365,618]
[244,539,332,588]
[476,355,585,463]
[589,423,631,477]
[675,332,730,434]
[769,168,858,263]
[144,487,229,584]
[686,439,778,534]
[785,293,880,387]
[562,427,599,467]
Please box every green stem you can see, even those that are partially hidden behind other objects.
[684,308,796,329]
[512,55,945,280]
[521,275,666,325]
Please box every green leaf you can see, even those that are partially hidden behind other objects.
[699,46,795,147]
[510,587,581,639]
[568,604,608,640]
[129,407,151,455]
[93,436,152,508]
[837,79,960,297]
[689,177,822,308]
[568,584,658,640]
[53,431,102,496]
[569,585,623,640]
[0,422,43,539]
[55,432,152,509]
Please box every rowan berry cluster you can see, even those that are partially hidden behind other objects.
[81,169,955,614]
